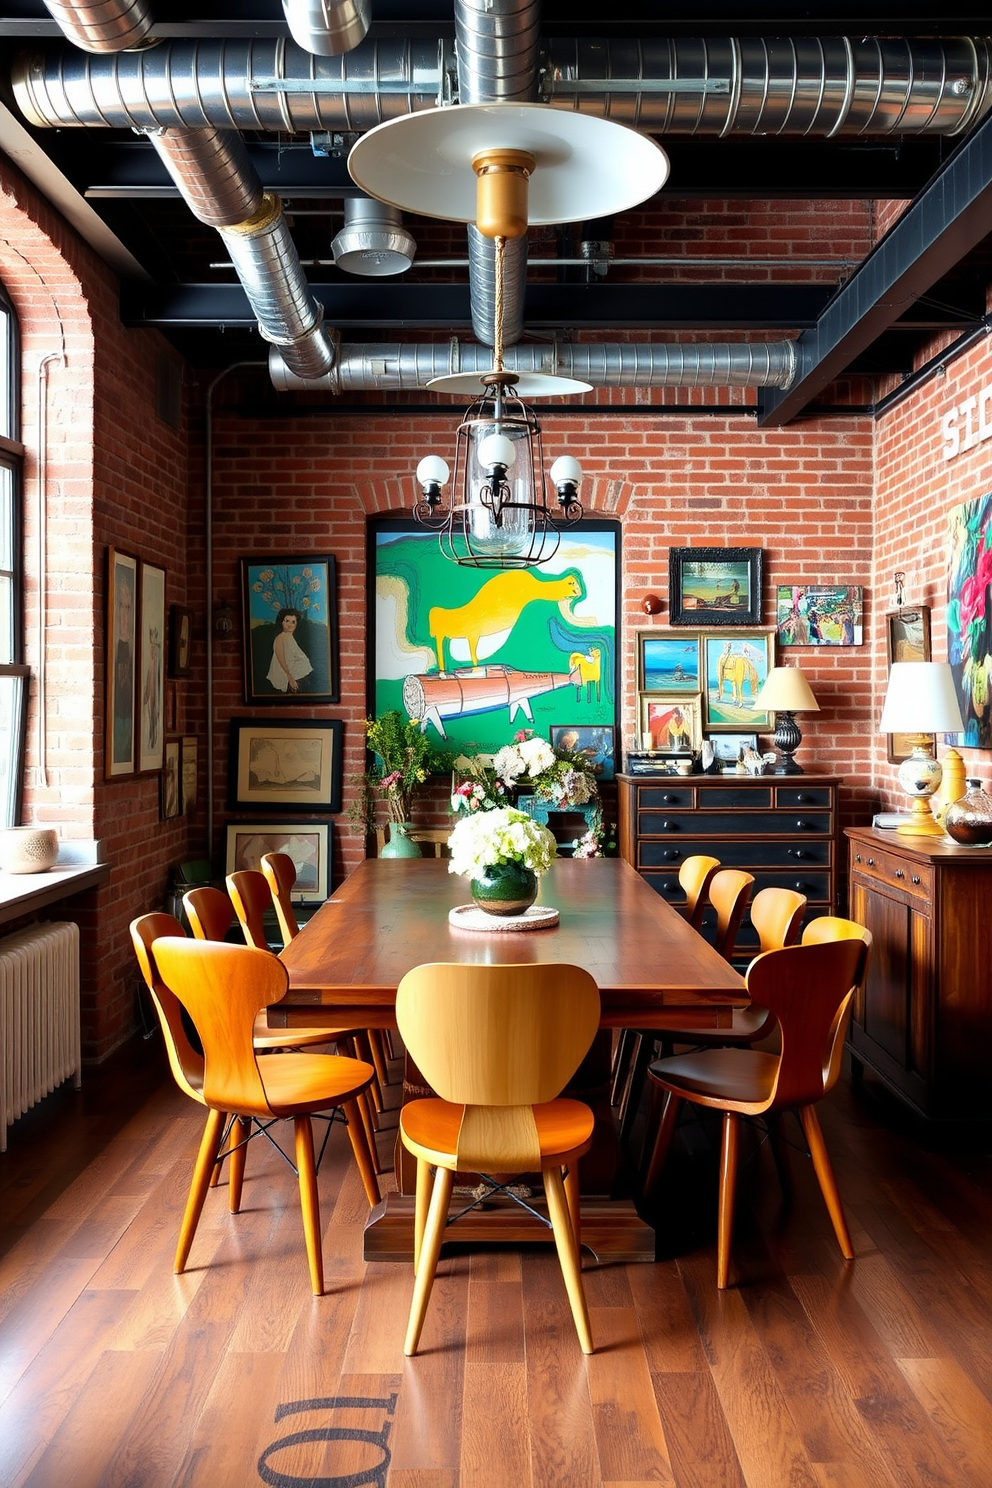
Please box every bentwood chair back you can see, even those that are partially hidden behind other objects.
[678,855,721,930]
[183,885,236,945]
[226,869,274,950]
[130,913,203,1102]
[709,869,756,961]
[801,917,872,1088]
[151,936,380,1293]
[643,934,871,1288]
[395,961,601,1355]
[260,852,300,946]
[750,887,807,955]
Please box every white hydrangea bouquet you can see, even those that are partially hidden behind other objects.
[447,806,557,881]
[492,729,598,808]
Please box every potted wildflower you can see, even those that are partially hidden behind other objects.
[447,806,557,916]
[350,710,450,856]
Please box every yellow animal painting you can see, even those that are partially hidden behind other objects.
[429,571,582,671]
[716,648,760,706]
[569,647,602,703]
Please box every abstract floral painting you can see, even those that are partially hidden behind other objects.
[947,493,992,748]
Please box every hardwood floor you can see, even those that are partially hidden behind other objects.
[2,1035,991,1488]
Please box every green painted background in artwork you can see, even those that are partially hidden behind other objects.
[373,527,617,756]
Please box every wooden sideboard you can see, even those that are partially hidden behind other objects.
[846,826,992,1125]
[617,773,841,962]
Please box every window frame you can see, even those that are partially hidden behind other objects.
[0,279,25,827]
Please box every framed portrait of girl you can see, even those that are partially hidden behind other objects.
[240,555,339,705]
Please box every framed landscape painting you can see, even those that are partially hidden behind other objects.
[669,547,763,626]
[637,630,701,692]
[241,555,339,705]
[225,821,332,901]
[701,630,775,731]
[229,718,343,812]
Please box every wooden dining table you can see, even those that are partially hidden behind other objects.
[275,856,746,1261]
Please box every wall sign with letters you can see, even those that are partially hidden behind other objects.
[940,384,992,461]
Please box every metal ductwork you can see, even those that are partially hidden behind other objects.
[14,37,991,136]
[40,0,153,54]
[331,197,417,276]
[282,0,371,58]
[269,339,797,393]
[146,127,263,227]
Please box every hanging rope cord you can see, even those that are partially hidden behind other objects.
[493,234,506,375]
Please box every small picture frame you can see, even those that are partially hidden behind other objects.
[181,734,198,813]
[638,692,703,753]
[225,821,332,901]
[776,585,863,646]
[168,604,192,677]
[701,630,775,732]
[709,733,758,763]
[636,629,702,692]
[241,555,339,705]
[137,560,166,773]
[106,546,138,778]
[668,547,763,627]
[549,724,615,781]
[161,738,181,819]
[228,717,344,813]
[886,606,933,762]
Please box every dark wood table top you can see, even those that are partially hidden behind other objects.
[275,856,746,1029]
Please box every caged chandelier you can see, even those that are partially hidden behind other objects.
[349,103,669,568]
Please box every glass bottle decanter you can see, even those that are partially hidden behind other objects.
[943,779,992,846]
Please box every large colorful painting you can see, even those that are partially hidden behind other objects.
[947,493,992,748]
[369,520,619,757]
[776,585,863,645]
[701,629,775,731]
[240,555,339,704]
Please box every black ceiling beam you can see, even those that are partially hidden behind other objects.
[758,111,992,424]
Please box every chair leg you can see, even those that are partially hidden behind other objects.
[357,1090,382,1173]
[294,1115,324,1295]
[618,1033,651,1140]
[544,1163,594,1355]
[413,1156,433,1274]
[716,1111,739,1290]
[367,1029,391,1088]
[404,1164,455,1356]
[209,1112,233,1187]
[564,1159,582,1252]
[610,1028,636,1105]
[641,1089,682,1200]
[227,1116,251,1212]
[175,1106,227,1274]
[355,1032,383,1114]
[342,1098,382,1208]
[799,1104,854,1260]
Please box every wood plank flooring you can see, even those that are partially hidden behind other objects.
[1,1035,991,1488]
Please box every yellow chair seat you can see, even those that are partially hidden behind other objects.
[400,1095,595,1170]
[253,1050,377,1117]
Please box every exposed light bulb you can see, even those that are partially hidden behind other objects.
[478,432,515,471]
[416,454,449,488]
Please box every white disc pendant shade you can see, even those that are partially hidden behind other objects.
[426,370,592,397]
[348,102,670,225]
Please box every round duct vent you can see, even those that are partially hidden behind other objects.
[332,197,416,276]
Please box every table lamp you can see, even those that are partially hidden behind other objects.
[878,661,965,834]
[754,664,820,774]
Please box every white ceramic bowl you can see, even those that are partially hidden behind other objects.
[0,827,59,874]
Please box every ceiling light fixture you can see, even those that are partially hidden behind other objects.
[348,102,669,567]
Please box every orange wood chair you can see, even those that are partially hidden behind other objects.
[642,932,871,1288]
[151,936,381,1294]
[395,961,601,1356]
[708,868,756,961]
[260,851,301,945]
[679,853,722,930]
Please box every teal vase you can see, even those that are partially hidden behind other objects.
[470,861,538,917]
[380,822,422,858]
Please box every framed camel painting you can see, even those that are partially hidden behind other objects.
[367,518,620,758]
[700,628,776,732]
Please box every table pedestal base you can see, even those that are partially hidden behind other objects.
[362,1192,656,1263]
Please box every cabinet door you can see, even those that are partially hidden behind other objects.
[850,875,933,1112]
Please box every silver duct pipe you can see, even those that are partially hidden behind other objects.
[455,0,542,349]
[40,0,153,54]
[282,0,371,58]
[269,338,797,392]
[331,197,417,275]
[146,127,263,227]
[14,36,991,136]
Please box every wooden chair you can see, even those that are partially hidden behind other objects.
[131,912,205,1105]
[226,868,277,950]
[708,868,756,961]
[151,936,381,1293]
[679,854,722,931]
[260,851,301,946]
[395,961,601,1356]
[642,933,871,1288]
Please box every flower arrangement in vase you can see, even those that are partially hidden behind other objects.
[492,730,599,809]
[447,806,557,916]
[349,710,451,850]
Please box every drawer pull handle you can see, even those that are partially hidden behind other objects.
[664,850,680,861]
[796,819,811,830]
[867,857,875,866]
[663,821,678,831]
[912,875,922,885]
[797,794,813,804]
[787,848,806,859]
[895,869,904,879]
[663,793,678,804]
[855,854,862,863]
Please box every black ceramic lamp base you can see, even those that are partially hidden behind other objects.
[772,710,804,774]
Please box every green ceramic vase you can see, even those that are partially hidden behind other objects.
[380,822,422,859]
[470,860,538,916]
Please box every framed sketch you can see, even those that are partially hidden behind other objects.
[161,738,181,819]
[228,717,344,812]
[638,692,703,753]
[137,561,166,773]
[886,606,933,762]
[225,821,332,901]
[370,517,620,758]
[701,629,775,731]
[106,546,138,778]
[0,665,29,829]
[168,604,192,677]
[669,547,763,626]
[776,585,863,646]
[241,555,339,704]
[637,629,701,692]
[181,734,198,813]
[709,732,758,762]
[549,723,615,781]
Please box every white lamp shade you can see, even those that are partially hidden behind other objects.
[478,432,516,471]
[416,454,449,487]
[879,661,965,733]
[755,665,820,713]
[550,455,582,486]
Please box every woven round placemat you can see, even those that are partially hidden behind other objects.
[448,903,560,932]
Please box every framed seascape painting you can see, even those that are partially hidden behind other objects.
[549,723,616,781]
[669,547,763,626]
[637,629,701,692]
[225,821,332,901]
[885,606,933,762]
[638,692,703,753]
[137,561,166,773]
[241,556,339,705]
[776,585,863,646]
[701,630,775,731]
[229,718,344,813]
[369,518,619,759]
[947,493,992,748]
[106,546,138,778]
